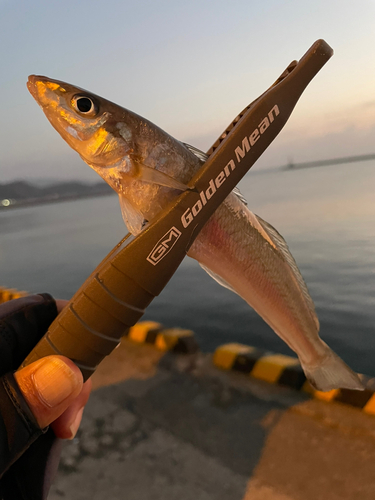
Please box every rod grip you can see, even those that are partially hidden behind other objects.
[21,238,154,380]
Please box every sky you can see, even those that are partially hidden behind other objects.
[1,0,374,183]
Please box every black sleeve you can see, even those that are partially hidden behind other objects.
[0,293,61,500]
[0,373,46,476]
[0,293,57,374]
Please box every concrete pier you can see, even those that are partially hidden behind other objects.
[49,338,375,500]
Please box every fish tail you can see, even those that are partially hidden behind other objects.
[301,342,364,392]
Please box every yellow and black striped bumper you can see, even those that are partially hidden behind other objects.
[213,343,375,415]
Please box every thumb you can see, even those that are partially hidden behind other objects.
[14,356,83,429]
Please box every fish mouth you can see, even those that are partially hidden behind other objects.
[27,75,49,102]
[27,75,63,104]
[27,75,40,100]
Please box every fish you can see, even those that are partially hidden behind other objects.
[27,75,364,391]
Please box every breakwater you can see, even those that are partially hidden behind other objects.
[284,153,375,170]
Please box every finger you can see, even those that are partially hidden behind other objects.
[14,355,83,429]
[55,299,68,313]
[45,299,90,438]
[50,378,92,439]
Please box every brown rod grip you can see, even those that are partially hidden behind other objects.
[21,234,154,379]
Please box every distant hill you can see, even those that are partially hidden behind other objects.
[0,180,114,209]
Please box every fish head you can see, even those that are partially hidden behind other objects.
[27,75,201,233]
[27,75,135,171]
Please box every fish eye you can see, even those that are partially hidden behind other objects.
[71,95,98,116]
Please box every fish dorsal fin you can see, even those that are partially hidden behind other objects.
[118,194,146,235]
[232,187,248,206]
[199,263,239,296]
[182,143,248,206]
[182,142,208,163]
[255,214,319,329]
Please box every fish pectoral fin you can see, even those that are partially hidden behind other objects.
[118,194,146,235]
[199,263,239,296]
[255,214,319,330]
[136,163,190,192]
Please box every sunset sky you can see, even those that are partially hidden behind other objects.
[1,0,374,182]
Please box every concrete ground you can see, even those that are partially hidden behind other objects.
[49,339,375,500]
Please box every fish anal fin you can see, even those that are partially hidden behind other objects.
[199,263,238,296]
[255,214,319,330]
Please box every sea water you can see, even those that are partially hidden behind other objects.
[1,161,374,374]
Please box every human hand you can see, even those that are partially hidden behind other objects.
[14,300,92,439]
[15,355,91,439]
[0,293,92,499]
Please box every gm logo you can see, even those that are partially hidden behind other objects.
[146,227,182,265]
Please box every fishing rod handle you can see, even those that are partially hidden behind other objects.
[20,234,154,380]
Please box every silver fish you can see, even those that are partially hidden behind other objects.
[27,75,363,391]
